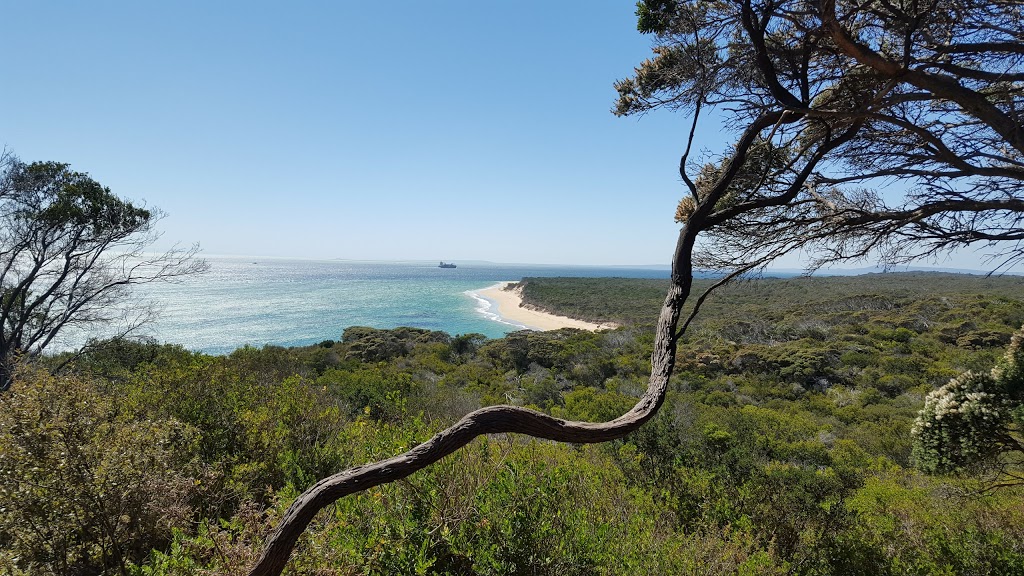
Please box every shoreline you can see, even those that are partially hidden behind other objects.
[471,281,617,332]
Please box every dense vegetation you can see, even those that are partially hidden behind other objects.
[3,273,1024,575]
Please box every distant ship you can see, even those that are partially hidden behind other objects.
[438,261,457,269]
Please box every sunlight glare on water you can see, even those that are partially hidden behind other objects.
[127,257,669,354]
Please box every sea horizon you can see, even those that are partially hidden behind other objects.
[95,257,674,355]
[60,255,1013,357]
[160,252,1013,276]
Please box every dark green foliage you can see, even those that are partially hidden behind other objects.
[11,161,150,234]
[516,277,669,326]
[46,337,193,383]
[343,326,451,362]
[450,333,487,356]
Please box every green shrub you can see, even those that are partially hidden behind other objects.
[0,368,199,575]
[841,472,1024,574]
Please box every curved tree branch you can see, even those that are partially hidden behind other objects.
[251,1,1024,569]
[249,203,722,575]
[250,404,666,576]
[246,110,790,576]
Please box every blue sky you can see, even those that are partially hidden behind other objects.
[1,1,692,265]
[0,2,1007,270]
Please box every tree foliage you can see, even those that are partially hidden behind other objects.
[616,0,1024,273]
[613,0,1024,494]
[0,152,205,389]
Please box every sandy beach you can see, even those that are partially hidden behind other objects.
[475,281,617,332]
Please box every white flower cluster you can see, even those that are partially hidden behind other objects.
[992,328,1024,390]
[911,371,1001,437]
[912,324,1024,472]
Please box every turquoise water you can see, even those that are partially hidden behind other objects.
[136,257,670,354]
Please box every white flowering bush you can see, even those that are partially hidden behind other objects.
[912,325,1024,476]
[993,328,1024,396]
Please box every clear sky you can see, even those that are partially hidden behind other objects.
[1,1,699,265]
[0,2,1009,270]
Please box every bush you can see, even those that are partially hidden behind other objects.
[0,368,199,575]
[912,325,1024,476]
[841,472,1024,574]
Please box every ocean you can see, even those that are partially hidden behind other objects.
[131,257,671,355]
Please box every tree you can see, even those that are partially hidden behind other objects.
[611,0,1024,485]
[247,2,1024,574]
[912,325,1024,486]
[0,152,205,390]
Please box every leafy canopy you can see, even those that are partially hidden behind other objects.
[616,0,1024,272]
